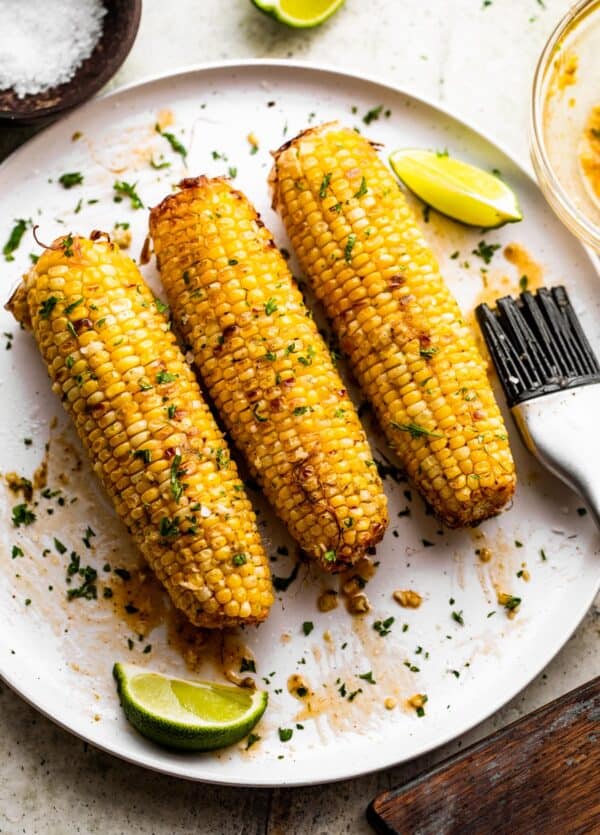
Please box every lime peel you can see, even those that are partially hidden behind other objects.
[251,0,345,28]
[389,148,523,229]
[113,662,267,751]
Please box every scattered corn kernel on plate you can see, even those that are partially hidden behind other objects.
[0,61,599,787]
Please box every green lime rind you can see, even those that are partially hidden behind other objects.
[113,662,268,752]
[389,148,523,229]
[251,0,345,28]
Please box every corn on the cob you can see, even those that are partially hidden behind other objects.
[7,234,273,627]
[269,124,516,527]
[149,177,388,570]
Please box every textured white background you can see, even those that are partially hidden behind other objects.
[1,1,598,833]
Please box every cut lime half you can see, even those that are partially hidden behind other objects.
[251,0,345,28]
[113,662,267,751]
[389,148,522,228]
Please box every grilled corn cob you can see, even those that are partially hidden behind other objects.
[149,177,388,570]
[7,234,273,627]
[269,124,516,527]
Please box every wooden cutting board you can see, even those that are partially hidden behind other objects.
[368,676,600,834]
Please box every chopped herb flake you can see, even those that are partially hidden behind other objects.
[155,124,187,160]
[12,504,36,527]
[58,172,83,189]
[113,181,144,209]
[3,219,28,261]
[344,232,356,263]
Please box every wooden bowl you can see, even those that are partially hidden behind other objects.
[0,0,142,124]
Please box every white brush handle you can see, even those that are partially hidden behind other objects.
[512,385,600,528]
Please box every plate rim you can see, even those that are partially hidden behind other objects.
[1,58,599,788]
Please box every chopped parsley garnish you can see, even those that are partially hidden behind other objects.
[11,504,36,527]
[156,370,178,384]
[232,553,247,566]
[319,172,332,199]
[540,548,547,561]
[139,380,153,391]
[170,454,185,503]
[159,516,179,538]
[419,346,438,358]
[11,545,24,559]
[452,610,464,625]
[82,526,95,548]
[228,166,238,178]
[298,345,316,366]
[58,172,83,189]
[216,448,229,470]
[293,406,311,416]
[133,449,152,464]
[154,296,169,314]
[502,595,521,611]
[323,550,336,562]
[363,104,384,125]
[39,296,59,319]
[62,234,75,257]
[519,275,529,291]
[359,671,376,684]
[302,621,314,636]
[390,421,443,439]
[373,616,394,637]
[344,232,356,263]
[264,351,277,361]
[278,728,293,742]
[264,297,278,315]
[155,124,188,160]
[472,240,501,264]
[64,297,83,315]
[150,157,171,170]
[66,556,98,601]
[353,177,368,198]
[113,180,144,209]
[240,657,256,673]
[228,258,238,266]
[3,219,28,261]
[167,404,177,419]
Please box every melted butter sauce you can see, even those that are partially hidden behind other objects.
[579,105,600,203]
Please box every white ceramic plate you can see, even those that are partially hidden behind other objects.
[0,61,598,788]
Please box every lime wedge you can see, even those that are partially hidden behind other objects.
[389,148,522,228]
[113,662,267,751]
[251,0,345,28]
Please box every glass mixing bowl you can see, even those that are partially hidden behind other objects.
[531,0,600,251]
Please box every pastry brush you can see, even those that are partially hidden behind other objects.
[476,285,600,526]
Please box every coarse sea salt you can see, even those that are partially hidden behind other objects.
[0,0,106,98]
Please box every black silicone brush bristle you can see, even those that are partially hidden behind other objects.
[476,286,600,408]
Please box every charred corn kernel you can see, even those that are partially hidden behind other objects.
[149,176,388,571]
[317,589,339,612]
[393,589,423,608]
[270,123,516,527]
[7,235,273,629]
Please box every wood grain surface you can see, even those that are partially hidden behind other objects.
[368,676,600,834]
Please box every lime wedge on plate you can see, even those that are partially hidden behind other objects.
[251,0,345,28]
[113,662,267,751]
[389,148,522,228]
